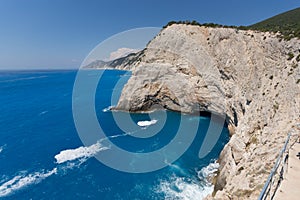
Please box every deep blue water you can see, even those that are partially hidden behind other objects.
[0,70,229,200]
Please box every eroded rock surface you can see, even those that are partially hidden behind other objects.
[110,24,300,199]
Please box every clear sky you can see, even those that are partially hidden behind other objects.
[0,0,299,69]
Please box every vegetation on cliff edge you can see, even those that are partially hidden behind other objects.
[163,7,300,40]
[248,7,300,40]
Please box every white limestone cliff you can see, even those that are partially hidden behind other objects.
[110,24,300,199]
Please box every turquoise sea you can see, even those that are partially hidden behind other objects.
[0,69,229,199]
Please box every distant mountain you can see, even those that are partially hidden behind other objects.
[83,52,142,69]
[83,60,112,69]
[248,7,300,40]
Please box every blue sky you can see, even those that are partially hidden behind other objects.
[0,0,299,69]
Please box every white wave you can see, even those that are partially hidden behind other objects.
[102,106,114,112]
[137,119,157,127]
[157,162,220,200]
[157,176,213,200]
[54,142,110,164]
[0,168,57,197]
[197,161,219,179]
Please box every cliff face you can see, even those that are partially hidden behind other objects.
[113,24,300,199]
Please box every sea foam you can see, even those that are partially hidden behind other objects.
[158,176,213,200]
[54,142,109,164]
[0,168,57,197]
[157,162,219,200]
[102,106,114,112]
[197,161,219,179]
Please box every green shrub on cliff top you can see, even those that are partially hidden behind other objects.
[247,7,300,40]
[163,7,300,40]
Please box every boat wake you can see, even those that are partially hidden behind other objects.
[137,120,158,127]
[0,168,57,198]
[54,142,109,164]
[0,133,218,199]
[0,141,111,198]
[0,131,143,198]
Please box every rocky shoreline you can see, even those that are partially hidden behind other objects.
[94,24,300,199]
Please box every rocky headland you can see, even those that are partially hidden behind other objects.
[90,24,300,199]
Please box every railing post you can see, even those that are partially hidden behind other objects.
[258,133,291,200]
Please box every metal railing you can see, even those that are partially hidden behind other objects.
[258,133,291,200]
